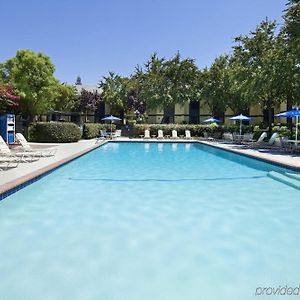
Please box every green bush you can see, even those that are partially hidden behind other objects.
[28,122,81,143]
[82,123,116,139]
[272,125,290,137]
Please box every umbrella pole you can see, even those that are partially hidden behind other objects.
[240,121,242,136]
[111,121,112,139]
[296,115,298,142]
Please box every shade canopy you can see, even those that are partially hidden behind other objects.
[229,114,254,135]
[101,115,121,121]
[202,117,221,123]
[275,108,300,141]
[275,109,300,118]
[229,114,252,121]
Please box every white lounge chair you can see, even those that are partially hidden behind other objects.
[0,136,39,162]
[157,130,164,139]
[242,133,254,143]
[144,130,151,139]
[95,129,108,143]
[247,132,278,149]
[267,132,279,146]
[171,130,178,139]
[100,129,108,138]
[112,130,121,138]
[222,132,233,142]
[185,130,192,139]
[16,133,57,157]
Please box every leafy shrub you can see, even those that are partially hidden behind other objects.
[28,122,81,143]
[272,125,290,137]
[83,123,116,139]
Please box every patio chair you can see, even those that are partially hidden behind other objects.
[279,136,297,153]
[15,133,57,157]
[112,130,121,138]
[247,132,279,149]
[246,132,268,148]
[144,130,151,139]
[0,136,39,162]
[100,129,108,138]
[171,130,178,139]
[185,130,192,139]
[157,130,164,139]
[242,133,254,143]
[222,133,233,143]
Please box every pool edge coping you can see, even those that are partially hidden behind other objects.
[0,140,108,200]
[1,138,299,200]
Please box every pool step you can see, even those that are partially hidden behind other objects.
[267,171,300,191]
[284,172,300,182]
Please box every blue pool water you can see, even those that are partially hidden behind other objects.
[0,142,299,300]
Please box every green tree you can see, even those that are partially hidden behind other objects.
[75,76,82,85]
[200,56,230,117]
[99,72,128,114]
[135,53,201,110]
[52,84,78,112]
[281,0,300,109]
[2,49,59,122]
[233,20,285,136]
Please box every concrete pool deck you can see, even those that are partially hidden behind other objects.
[0,139,107,195]
[1,137,300,196]
[198,140,300,171]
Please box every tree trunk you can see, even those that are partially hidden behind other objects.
[267,105,273,138]
[287,98,293,136]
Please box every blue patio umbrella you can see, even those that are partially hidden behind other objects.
[229,114,253,135]
[202,117,221,124]
[102,115,121,137]
[275,108,300,141]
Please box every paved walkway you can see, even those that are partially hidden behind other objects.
[199,140,300,170]
[0,139,105,193]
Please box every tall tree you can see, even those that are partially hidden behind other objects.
[99,72,128,114]
[135,53,201,110]
[2,49,59,122]
[53,84,78,112]
[79,88,102,120]
[75,76,82,85]
[233,19,284,136]
[281,0,300,110]
[200,56,230,117]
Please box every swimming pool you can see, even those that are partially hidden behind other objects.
[0,142,299,300]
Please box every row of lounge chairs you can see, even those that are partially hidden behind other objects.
[142,129,192,139]
[220,131,298,153]
[100,129,122,139]
[0,133,57,171]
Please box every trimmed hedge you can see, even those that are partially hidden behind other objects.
[132,124,254,137]
[83,123,116,139]
[29,122,81,143]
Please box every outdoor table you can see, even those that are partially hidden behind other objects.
[287,140,300,145]
[165,135,170,139]
[139,135,144,138]
[106,132,114,138]
[179,135,184,139]
[151,135,156,139]
[287,140,300,149]
[285,140,300,153]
